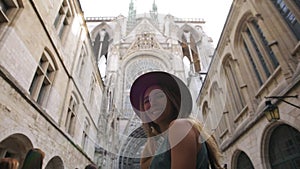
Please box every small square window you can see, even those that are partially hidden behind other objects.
[0,0,18,23]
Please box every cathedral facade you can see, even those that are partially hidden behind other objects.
[0,0,104,168]
[87,1,215,168]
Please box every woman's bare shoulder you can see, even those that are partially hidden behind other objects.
[169,118,193,126]
[168,119,197,143]
[169,118,198,132]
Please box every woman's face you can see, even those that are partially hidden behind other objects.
[143,85,174,123]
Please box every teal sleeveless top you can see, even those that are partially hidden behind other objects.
[150,136,209,169]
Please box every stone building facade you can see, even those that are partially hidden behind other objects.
[85,1,215,168]
[82,1,214,169]
[0,0,104,168]
[197,0,300,169]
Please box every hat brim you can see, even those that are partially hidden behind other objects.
[130,71,192,119]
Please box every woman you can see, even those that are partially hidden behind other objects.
[0,158,19,169]
[21,148,45,169]
[130,71,223,169]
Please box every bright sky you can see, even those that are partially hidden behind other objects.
[79,0,233,47]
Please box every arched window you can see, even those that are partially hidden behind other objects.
[89,74,96,105]
[98,55,107,79]
[271,0,300,40]
[54,0,73,40]
[236,151,254,169]
[81,118,90,151]
[0,0,22,24]
[45,156,64,169]
[123,58,166,119]
[65,93,78,136]
[202,101,209,122]
[0,133,32,168]
[223,57,246,116]
[210,83,227,138]
[269,124,300,168]
[202,101,212,133]
[180,30,200,73]
[77,44,88,78]
[242,18,279,88]
[183,56,190,78]
[93,29,110,61]
[29,49,57,106]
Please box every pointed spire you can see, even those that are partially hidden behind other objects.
[152,0,157,12]
[128,0,136,21]
[127,0,137,34]
[129,0,134,11]
[150,0,158,26]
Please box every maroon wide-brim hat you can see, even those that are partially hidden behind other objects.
[130,71,192,119]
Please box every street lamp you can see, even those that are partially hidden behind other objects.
[263,95,299,122]
[264,100,280,122]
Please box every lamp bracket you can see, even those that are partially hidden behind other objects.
[264,95,300,109]
[265,95,298,99]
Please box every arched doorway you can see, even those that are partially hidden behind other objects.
[45,156,64,169]
[0,133,33,168]
[118,126,147,169]
[269,124,300,169]
[236,151,254,169]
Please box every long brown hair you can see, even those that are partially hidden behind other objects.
[188,118,223,169]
